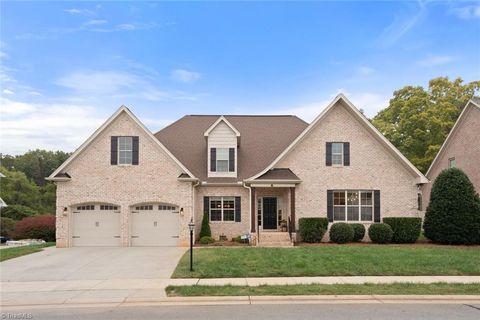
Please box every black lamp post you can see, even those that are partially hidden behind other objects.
[188,218,195,271]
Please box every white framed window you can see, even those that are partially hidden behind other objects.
[448,157,456,168]
[216,148,229,172]
[333,190,373,222]
[77,204,95,211]
[118,136,133,165]
[135,205,153,210]
[209,197,235,222]
[331,143,344,165]
[100,204,118,211]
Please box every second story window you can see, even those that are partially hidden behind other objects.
[111,136,139,166]
[118,137,133,165]
[326,142,350,166]
[216,148,229,172]
[210,147,235,173]
[331,143,344,165]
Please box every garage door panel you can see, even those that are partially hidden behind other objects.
[131,206,179,247]
[72,208,121,247]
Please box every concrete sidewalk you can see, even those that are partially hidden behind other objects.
[2,276,479,307]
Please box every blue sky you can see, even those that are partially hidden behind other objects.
[1,1,479,154]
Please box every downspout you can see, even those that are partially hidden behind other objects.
[192,180,200,238]
[243,182,256,245]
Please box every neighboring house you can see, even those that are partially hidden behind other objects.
[0,172,7,208]
[48,94,427,248]
[422,98,480,209]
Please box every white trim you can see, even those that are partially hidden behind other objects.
[247,94,429,184]
[204,116,241,138]
[47,105,195,180]
[425,99,480,177]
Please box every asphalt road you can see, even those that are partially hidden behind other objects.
[3,303,480,320]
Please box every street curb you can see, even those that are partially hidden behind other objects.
[2,295,480,310]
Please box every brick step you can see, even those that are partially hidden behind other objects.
[257,232,293,247]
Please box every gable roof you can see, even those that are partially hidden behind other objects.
[247,94,429,184]
[204,116,241,138]
[155,115,308,181]
[425,98,480,177]
[47,106,195,181]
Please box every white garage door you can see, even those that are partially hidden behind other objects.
[130,204,179,246]
[72,204,121,247]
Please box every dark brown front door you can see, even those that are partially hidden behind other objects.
[262,197,277,229]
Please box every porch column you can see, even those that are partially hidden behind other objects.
[290,187,296,232]
[251,187,256,232]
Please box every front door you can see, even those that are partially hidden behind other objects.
[262,197,277,230]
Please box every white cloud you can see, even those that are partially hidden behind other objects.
[2,89,14,95]
[170,69,201,83]
[358,66,375,75]
[273,91,388,122]
[0,98,105,154]
[64,8,95,16]
[116,24,136,31]
[449,5,480,19]
[84,19,108,26]
[418,55,455,67]
[377,1,426,47]
[0,98,36,115]
[55,70,198,102]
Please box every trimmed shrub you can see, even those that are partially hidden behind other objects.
[383,217,422,243]
[368,223,393,244]
[199,213,211,238]
[199,236,214,244]
[424,168,480,245]
[1,204,37,221]
[351,223,366,242]
[11,215,55,242]
[1,217,15,237]
[299,218,328,243]
[329,223,354,244]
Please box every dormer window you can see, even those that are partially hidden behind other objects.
[210,147,235,173]
[205,116,240,178]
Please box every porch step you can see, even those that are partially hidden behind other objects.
[257,232,293,247]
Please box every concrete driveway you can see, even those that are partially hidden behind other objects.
[1,247,194,306]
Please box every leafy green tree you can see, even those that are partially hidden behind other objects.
[372,77,480,173]
[0,166,41,209]
[0,204,38,220]
[424,168,480,245]
[1,149,70,186]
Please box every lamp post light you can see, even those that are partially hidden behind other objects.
[188,218,195,272]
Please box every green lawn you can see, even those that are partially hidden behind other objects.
[172,246,480,278]
[166,283,480,296]
[0,242,55,262]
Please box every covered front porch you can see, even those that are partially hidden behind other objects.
[245,168,301,246]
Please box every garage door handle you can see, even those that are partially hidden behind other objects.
[171,236,179,238]
[72,236,80,238]
[113,236,121,238]
[131,236,139,238]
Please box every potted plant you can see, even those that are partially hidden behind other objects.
[280,219,288,232]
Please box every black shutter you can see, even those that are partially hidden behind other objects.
[235,196,241,222]
[374,190,381,222]
[229,148,235,172]
[326,142,332,166]
[327,190,334,222]
[132,136,139,165]
[111,136,118,165]
[343,142,350,166]
[210,148,216,172]
[204,197,209,216]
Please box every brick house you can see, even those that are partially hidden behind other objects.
[48,94,428,247]
[422,98,480,209]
